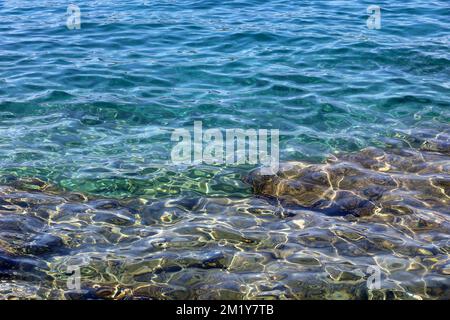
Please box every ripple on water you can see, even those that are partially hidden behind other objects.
[0,0,449,300]
[0,139,449,299]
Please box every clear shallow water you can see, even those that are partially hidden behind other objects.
[0,0,449,299]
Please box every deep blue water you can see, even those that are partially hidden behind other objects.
[0,0,449,299]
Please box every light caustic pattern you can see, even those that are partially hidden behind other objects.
[0,0,449,299]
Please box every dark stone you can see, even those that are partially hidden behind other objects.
[89,199,121,210]
[65,289,101,300]
[25,234,64,255]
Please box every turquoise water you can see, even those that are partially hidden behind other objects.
[0,1,449,299]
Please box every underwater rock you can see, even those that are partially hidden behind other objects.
[24,234,65,255]
[140,201,185,225]
[0,143,448,300]
[0,176,50,192]
[0,252,52,283]
[0,253,37,272]
[64,289,102,300]
[246,147,449,217]
[395,128,450,155]
[92,210,135,226]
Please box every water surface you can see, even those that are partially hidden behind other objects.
[0,0,449,299]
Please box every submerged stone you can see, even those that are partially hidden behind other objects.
[25,234,65,255]
[246,147,450,217]
[0,141,448,300]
